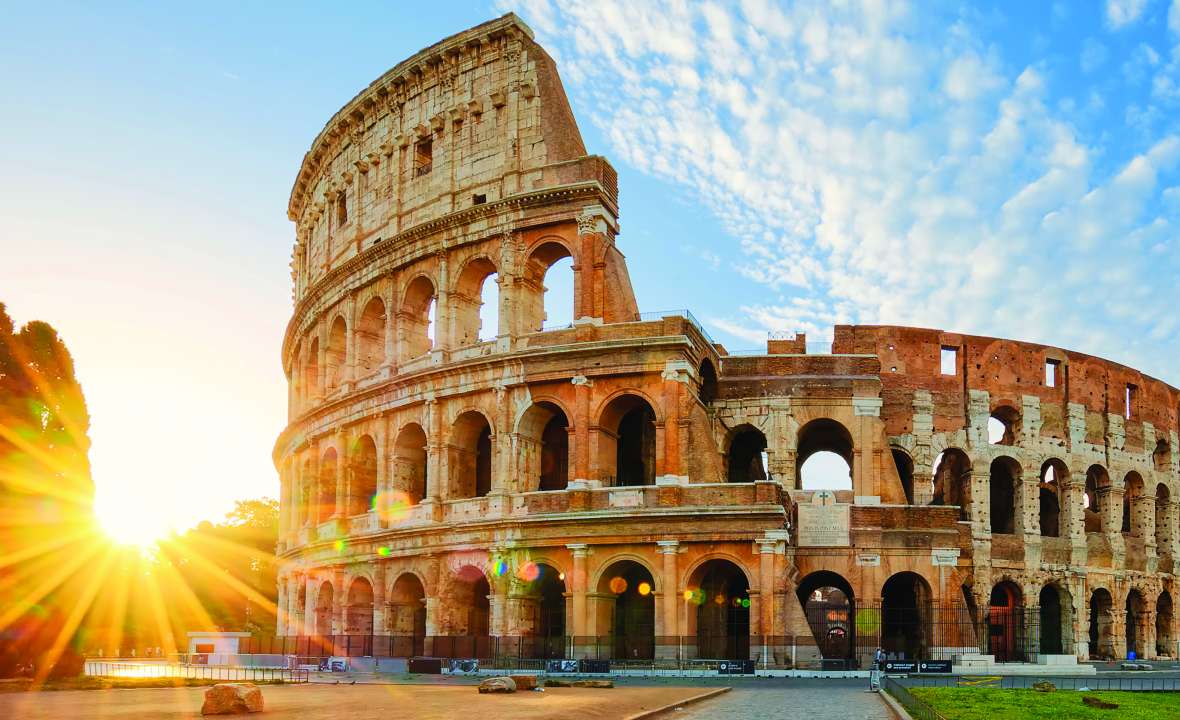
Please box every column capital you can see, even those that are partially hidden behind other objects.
[566,543,590,558]
[656,539,680,554]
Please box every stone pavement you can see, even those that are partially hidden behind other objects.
[676,679,895,720]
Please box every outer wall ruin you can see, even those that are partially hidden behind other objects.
[273,14,1179,666]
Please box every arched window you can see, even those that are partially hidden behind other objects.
[988,581,1024,661]
[305,337,320,399]
[988,406,1020,445]
[356,297,386,376]
[931,449,971,518]
[1084,465,1110,533]
[300,458,314,526]
[325,316,347,390]
[1156,484,1172,551]
[448,411,493,499]
[697,359,718,405]
[400,275,435,361]
[797,419,853,491]
[1126,589,1146,658]
[1154,439,1172,473]
[454,257,499,346]
[1039,460,1066,538]
[892,448,915,504]
[389,573,427,656]
[726,425,767,483]
[796,571,855,663]
[392,424,428,507]
[346,577,374,636]
[1038,584,1073,655]
[291,340,303,403]
[518,402,570,492]
[882,572,933,660]
[314,581,334,637]
[1089,588,1115,659]
[598,394,657,486]
[454,566,491,639]
[348,435,378,517]
[522,241,575,332]
[597,560,655,660]
[1123,472,1144,535]
[318,448,338,522]
[687,560,750,660]
[989,457,1020,535]
[1157,591,1174,658]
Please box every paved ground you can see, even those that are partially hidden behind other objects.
[0,683,710,720]
[672,679,894,720]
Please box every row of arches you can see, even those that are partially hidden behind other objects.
[291,241,575,403]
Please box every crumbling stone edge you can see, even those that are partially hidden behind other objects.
[620,686,732,720]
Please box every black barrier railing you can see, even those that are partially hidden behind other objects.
[900,675,1180,691]
[82,660,308,683]
[883,676,947,720]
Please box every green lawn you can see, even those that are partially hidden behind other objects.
[908,687,1180,720]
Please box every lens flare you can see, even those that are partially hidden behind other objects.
[637,581,652,596]
[714,593,726,605]
[373,491,413,524]
[517,561,540,582]
[377,546,391,557]
[494,559,508,577]
[608,576,627,594]
[333,539,346,553]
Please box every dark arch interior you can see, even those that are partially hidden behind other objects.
[989,406,1020,445]
[697,359,718,405]
[1126,590,1145,658]
[797,571,855,662]
[727,426,767,483]
[601,396,657,487]
[1089,588,1115,659]
[346,578,374,635]
[692,560,750,660]
[531,564,566,659]
[989,458,1019,535]
[601,561,655,660]
[450,412,492,499]
[1039,585,1064,655]
[1157,592,1174,657]
[1085,465,1109,533]
[932,449,971,519]
[988,581,1025,661]
[389,573,427,656]
[1039,460,1065,537]
[881,572,931,660]
[892,449,915,505]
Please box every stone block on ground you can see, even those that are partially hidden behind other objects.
[509,675,537,690]
[477,676,516,694]
[572,679,614,688]
[1032,681,1056,692]
[544,678,572,687]
[201,683,264,715]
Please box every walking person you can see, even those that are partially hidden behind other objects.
[869,646,885,691]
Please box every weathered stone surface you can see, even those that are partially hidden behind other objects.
[201,683,263,715]
[572,680,613,688]
[1032,681,1056,692]
[477,676,516,694]
[544,678,572,687]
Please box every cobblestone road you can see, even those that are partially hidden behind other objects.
[676,679,894,720]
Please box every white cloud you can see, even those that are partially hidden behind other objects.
[1081,38,1108,73]
[1107,0,1149,28]
[1170,0,1180,33]
[506,0,1180,382]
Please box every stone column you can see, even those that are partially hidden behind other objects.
[276,574,288,636]
[572,375,592,481]
[332,568,346,636]
[424,399,444,521]
[1021,468,1042,566]
[382,283,396,373]
[373,562,388,636]
[333,432,346,518]
[657,540,679,653]
[568,544,589,643]
[758,540,776,652]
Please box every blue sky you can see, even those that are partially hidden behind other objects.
[1,1,1178,531]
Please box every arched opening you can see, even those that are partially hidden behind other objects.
[1126,589,1145,658]
[318,448,338,522]
[1038,584,1072,655]
[598,394,657,487]
[988,581,1025,662]
[325,316,347,390]
[388,573,427,657]
[454,257,499,346]
[518,402,570,492]
[346,577,374,637]
[526,563,566,659]
[400,275,435,361]
[391,423,427,507]
[797,419,854,491]
[1123,472,1144,536]
[1155,439,1172,473]
[1039,460,1066,538]
[932,449,972,519]
[688,560,750,660]
[989,457,1020,535]
[348,435,378,517]
[1156,484,1172,552]
[356,297,386,376]
[796,571,855,664]
[315,581,334,637]
[1084,465,1110,533]
[881,572,932,661]
[597,560,655,660]
[892,448,915,505]
[1156,591,1173,658]
[453,566,491,641]
[988,406,1020,445]
[448,411,492,499]
[291,340,303,403]
[726,425,767,483]
[1089,588,1115,659]
[299,459,313,526]
[522,241,574,332]
[697,359,718,405]
[305,337,320,399]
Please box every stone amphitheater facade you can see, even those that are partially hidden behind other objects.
[274,14,1179,666]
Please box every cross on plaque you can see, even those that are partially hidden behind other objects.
[814,490,836,505]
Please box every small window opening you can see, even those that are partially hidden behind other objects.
[940,346,958,376]
[1125,384,1136,420]
[473,193,487,205]
[1045,359,1060,387]
[336,194,348,226]
[414,139,433,177]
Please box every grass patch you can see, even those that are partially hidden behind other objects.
[909,687,1180,719]
[0,677,291,693]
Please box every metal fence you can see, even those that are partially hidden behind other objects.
[900,675,1180,691]
[883,676,947,720]
[83,660,308,683]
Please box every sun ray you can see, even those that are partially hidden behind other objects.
[31,544,118,688]
[0,540,102,632]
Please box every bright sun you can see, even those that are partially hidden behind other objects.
[96,498,173,548]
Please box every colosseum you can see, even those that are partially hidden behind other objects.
[273,14,1179,669]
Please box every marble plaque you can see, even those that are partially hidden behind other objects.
[797,496,850,547]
